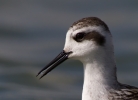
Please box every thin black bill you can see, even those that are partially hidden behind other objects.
[36,50,72,79]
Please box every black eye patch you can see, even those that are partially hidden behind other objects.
[73,31,105,46]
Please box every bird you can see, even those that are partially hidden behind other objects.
[37,17,138,100]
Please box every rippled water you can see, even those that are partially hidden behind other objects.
[0,1,138,100]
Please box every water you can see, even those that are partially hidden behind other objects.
[0,1,138,100]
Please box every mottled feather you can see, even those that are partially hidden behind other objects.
[71,17,110,32]
[109,84,138,100]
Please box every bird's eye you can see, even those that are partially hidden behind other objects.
[74,32,85,42]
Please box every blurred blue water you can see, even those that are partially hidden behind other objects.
[0,1,138,100]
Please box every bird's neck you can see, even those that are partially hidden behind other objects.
[82,51,119,100]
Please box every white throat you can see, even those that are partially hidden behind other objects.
[81,47,119,100]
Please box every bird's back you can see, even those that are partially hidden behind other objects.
[109,83,138,100]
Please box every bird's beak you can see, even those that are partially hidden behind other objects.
[36,50,72,79]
